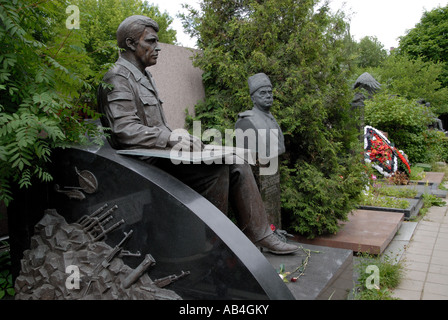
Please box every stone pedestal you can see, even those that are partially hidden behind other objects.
[251,162,282,229]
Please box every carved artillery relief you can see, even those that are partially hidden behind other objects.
[14,209,189,300]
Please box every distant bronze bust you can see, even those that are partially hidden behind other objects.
[235,73,285,159]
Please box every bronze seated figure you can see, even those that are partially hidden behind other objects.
[97,15,298,255]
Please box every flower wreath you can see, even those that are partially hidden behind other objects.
[364,126,411,177]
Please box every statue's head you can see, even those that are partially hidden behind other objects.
[248,73,273,111]
[117,15,161,68]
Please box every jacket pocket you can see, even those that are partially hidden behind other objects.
[139,95,162,126]
[140,95,159,106]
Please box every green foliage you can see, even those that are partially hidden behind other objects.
[371,54,448,115]
[355,36,388,69]
[423,130,448,163]
[0,0,177,207]
[0,241,14,299]
[182,0,366,238]
[399,5,448,87]
[359,194,410,210]
[364,92,441,164]
[0,0,102,206]
[364,92,434,129]
[354,253,403,300]
[422,193,446,207]
[377,186,418,199]
[409,166,426,181]
[419,193,446,217]
[281,158,367,238]
[72,0,176,67]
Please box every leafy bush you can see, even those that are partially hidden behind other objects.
[0,0,104,206]
[423,130,448,163]
[0,0,177,206]
[182,0,366,238]
[0,241,14,299]
[364,92,438,164]
[281,159,366,238]
[398,5,448,89]
[372,54,448,115]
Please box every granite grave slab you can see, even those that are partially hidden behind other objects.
[263,242,353,300]
[294,210,404,255]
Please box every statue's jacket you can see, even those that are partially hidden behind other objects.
[98,57,172,150]
[236,108,286,158]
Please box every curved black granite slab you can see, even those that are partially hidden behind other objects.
[45,142,294,300]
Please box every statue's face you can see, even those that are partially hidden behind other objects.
[133,27,160,68]
[252,86,273,111]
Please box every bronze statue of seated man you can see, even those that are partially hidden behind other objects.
[97,15,298,255]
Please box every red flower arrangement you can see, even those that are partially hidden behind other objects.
[364,126,411,177]
[369,134,393,170]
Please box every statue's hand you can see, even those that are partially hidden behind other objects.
[168,131,204,152]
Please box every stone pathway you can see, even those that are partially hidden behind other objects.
[391,203,448,300]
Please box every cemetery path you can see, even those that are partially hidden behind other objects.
[391,201,448,300]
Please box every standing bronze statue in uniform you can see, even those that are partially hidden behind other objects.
[98,15,298,255]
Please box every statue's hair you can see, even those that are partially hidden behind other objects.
[117,15,159,50]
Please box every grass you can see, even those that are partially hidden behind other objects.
[417,193,446,218]
[378,186,418,199]
[359,178,419,210]
[353,252,404,300]
[359,194,410,210]
[409,166,426,181]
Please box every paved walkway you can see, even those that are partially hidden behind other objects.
[391,202,448,300]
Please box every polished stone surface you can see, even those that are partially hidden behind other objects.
[416,172,445,186]
[8,142,295,300]
[263,242,353,300]
[294,210,404,254]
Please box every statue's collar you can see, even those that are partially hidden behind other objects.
[116,57,146,81]
[253,105,272,116]
[116,57,156,93]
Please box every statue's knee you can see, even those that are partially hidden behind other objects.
[229,164,252,184]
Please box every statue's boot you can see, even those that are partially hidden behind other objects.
[255,233,299,255]
[229,164,299,255]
